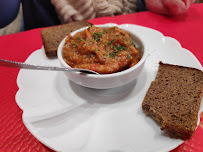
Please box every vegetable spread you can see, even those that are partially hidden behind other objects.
[63,26,141,74]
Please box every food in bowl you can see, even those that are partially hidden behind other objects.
[63,26,141,74]
[57,24,147,89]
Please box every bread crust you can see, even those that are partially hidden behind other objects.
[142,62,203,140]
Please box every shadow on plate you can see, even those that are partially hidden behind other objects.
[28,69,148,140]
[55,68,148,106]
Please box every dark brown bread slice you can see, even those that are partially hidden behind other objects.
[41,20,92,57]
[142,62,203,140]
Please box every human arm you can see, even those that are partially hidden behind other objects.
[0,0,21,28]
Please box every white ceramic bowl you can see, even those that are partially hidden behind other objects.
[57,23,147,89]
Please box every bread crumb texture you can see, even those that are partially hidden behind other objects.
[142,62,203,140]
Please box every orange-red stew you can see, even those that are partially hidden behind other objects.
[63,26,141,74]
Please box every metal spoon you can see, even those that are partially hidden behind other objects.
[0,59,99,75]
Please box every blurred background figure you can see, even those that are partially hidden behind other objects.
[0,0,21,35]
[0,0,202,36]
[145,0,195,15]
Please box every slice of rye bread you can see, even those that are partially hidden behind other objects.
[41,20,92,57]
[142,62,203,140]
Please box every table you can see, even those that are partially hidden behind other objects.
[0,3,202,152]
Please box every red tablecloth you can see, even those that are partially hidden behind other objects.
[0,3,202,152]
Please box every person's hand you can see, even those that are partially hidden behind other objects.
[145,0,195,15]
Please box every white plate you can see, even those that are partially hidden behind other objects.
[15,24,203,152]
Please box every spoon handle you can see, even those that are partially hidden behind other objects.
[0,59,67,71]
[0,59,99,74]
